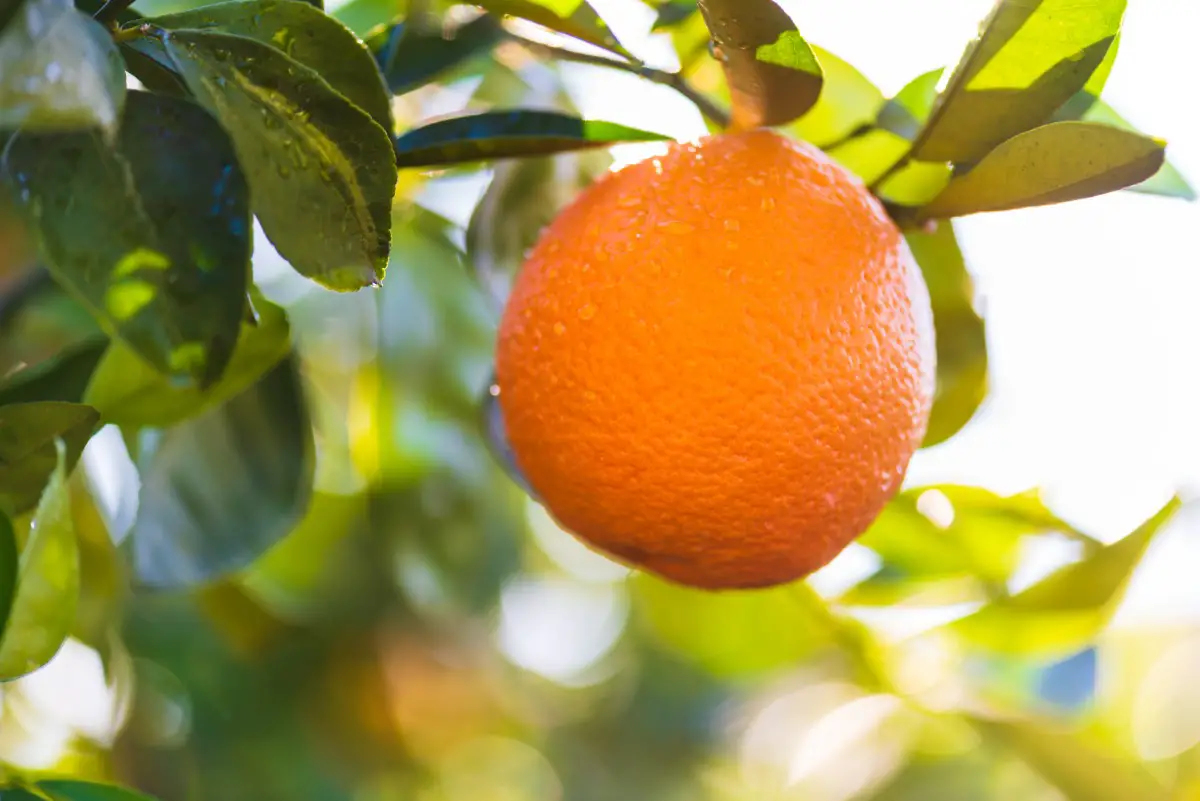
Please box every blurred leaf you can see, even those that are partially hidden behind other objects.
[0,513,15,643]
[697,0,822,129]
[393,110,666,167]
[906,223,987,446]
[0,401,97,514]
[0,0,126,135]
[163,29,398,290]
[481,378,538,499]
[878,68,942,140]
[85,293,291,428]
[475,0,632,59]
[0,337,107,406]
[631,573,830,679]
[919,122,1164,220]
[1077,100,1195,200]
[952,497,1180,657]
[38,780,160,801]
[877,160,951,207]
[67,469,123,662]
[327,0,395,36]
[126,354,314,589]
[0,439,78,681]
[827,129,909,186]
[0,787,45,801]
[853,485,1086,592]
[2,91,250,385]
[969,716,1171,801]
[374,14,504,96]
[467,148,609,307]
[652,0,695,29]
[147,0,394,135]
[790,45,882,147]
[913,0,1125,164]
[839,573,985,608]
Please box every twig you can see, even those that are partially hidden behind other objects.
[508,33,732,130]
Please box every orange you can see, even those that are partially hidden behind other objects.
[495,129,936,590]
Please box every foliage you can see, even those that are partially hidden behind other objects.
[0,0,1193,799]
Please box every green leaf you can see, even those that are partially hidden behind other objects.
[878,68,942,141]
[653,0,696,29]
[467,149,609,306]
[474,0,633,59]
[631,573,830,679]
[126,354,314,588]
[2,91,251,385]
[163,29,398,291]
[393,109,666,167]
[0,438,79,681]
[0,0,126,136]
[697,0,822,129]
[918,121,1164,220]
[0,337,107,406]
[1077,100,1195,200]
[38,780,160,801]
[913,0,1126,164]
[0,513,16,645]
[0,787,45,801]
[969,717,1171,801]
[146,0,394,135]
[0,401,97,514]
[951,497,1180,657]
[790,45,883,148]
[84,293,292,428]
[906,223,987,446]
[374,14,505,96]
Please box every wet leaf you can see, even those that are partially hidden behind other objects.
[913,0,1126,164]
[85,293,291,428]
[0,439,79,681]
[919,122,1164,220]
[394,109,666,167]
[906,223,987,446]
[374,14,505,96]
[631,573,830,679]
[475,0,632,59]
[0,401,97,514]
[38,780,161,801]
[1077,100,1195,200]
[0,337,107,406]
[0,0,126,136]
[126,354,314,589]
[951,497,1180,657]
[790,45,882,148]
[969,716,1171,801]
[164,29,398,290]
[467,149,609,308]
[697,0,822,130]
[2,91,251,385]
[147,0,393,135]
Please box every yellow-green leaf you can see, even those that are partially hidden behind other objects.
[476,0,633,59]
[790,45,883,147]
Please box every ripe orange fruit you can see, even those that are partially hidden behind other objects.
[495,129,936,590]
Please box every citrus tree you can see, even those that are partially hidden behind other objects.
[0,0,1194,799]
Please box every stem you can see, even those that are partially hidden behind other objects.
[112,23,151,42]
[509,34,732,130]
[93,0,138,25]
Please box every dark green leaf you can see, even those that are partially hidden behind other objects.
[919,121,1165,220]
[0,787,45,801]
[39,780,161,801]
[147,0,393,135]
[467,148,609,307]
[951,497,1180,657]
[126,354,314,589]
[475,0,632,59]
[163,29,398,290]
[906,223,987,446]
[0,513,16,646]
[395,109,665,167]
[631,574,831,678]
[85,293,292,427]
[969,717,1171,801]
[653,0,696,29]
[0,337,107,406]
[1075,100,1195,200]
[0,438,78,681]
[2,91,251,385]
[118,39,191,97]
[697,0,822,129]
[375,14,505,96]
[790,45,882,147]
[912,0,1125,164]
[0,401,97,514]
[0,0,126,135]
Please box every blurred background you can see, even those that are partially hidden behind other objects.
[1,1,1199,799]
